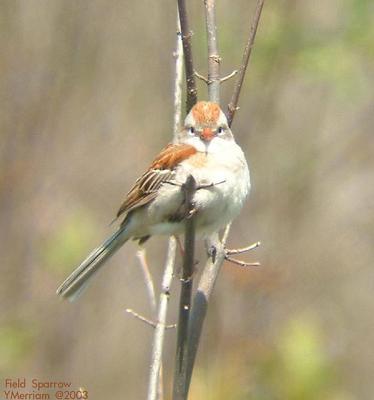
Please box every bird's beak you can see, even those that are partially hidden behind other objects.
[200,127,214,143]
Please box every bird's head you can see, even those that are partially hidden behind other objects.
[179,101,234,152]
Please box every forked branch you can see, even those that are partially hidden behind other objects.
[172,1,265,399]
[183,1,265,395]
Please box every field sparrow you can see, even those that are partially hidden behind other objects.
[57,101,250,300]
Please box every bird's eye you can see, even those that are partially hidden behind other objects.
[217,126,225,135]
[188,127,195,135]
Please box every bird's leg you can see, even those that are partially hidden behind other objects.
[204,233,220,263]
[207,244,217,263]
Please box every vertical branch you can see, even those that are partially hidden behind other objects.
[147,238,177,400]
[173,15,184,140]
[204,0,220,103]
[227,0,265,126]
[177,0,198,112]
[185,226,231,392]
[173,4,199,399]
[172,176,197,400]
[147,17,184,400]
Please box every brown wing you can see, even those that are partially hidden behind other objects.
[116,143,196,219]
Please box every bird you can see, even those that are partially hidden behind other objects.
[56,101,250,301]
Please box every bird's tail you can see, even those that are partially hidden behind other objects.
[56,226,129,301]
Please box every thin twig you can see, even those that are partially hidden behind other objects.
[127,307,176,329]
[137,249,157,314]
[226,241,261,255]
[126,309,157,328]
[204,0,220,103]
[172,176,197,400]
[220,69,238,83]
[224,257,260,268]
[194,70,210,84]
[227,0,265,126]
[177,0,198,112]
[195,69,238,85]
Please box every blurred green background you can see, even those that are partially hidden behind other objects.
[0,1,373,399]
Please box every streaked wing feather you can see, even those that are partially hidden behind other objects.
[138,170,155,193]
[143,170,174,192]
[116,143,196,219]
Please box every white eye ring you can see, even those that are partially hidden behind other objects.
[188,127,196,136]
[217,126,225,135]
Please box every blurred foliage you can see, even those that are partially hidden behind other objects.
[257,317,337,400]
[296,43,367,98]
[191,316,352,400]
[259,1,372,100]
[0,323,36,372]
[43,210,98,274]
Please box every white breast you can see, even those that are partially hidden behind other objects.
[128,138,250,238]
[177,139,250,234]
